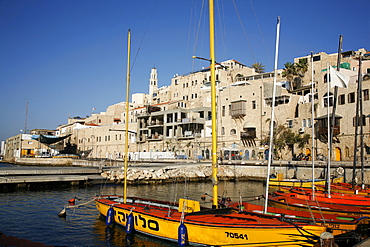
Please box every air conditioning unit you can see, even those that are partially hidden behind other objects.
[298,127,305,133]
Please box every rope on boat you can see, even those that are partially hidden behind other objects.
[283,218,322,243]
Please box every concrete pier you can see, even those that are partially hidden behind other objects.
[0,166,102,188]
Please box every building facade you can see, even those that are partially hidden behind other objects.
[4,49,370,162]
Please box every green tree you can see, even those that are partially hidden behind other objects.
[262,124,310,159]
[251,62,266,73]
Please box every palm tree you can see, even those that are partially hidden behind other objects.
[282,62,295,82]
[295,58,308,77]
[251,62,266,73]
[282,59,308,90]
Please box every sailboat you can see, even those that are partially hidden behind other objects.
[95,2,327,246]
[273,190,370,207]
[229,200,370,236]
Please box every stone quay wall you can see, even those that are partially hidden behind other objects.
[100,164,370,185]
[6,158,370,185]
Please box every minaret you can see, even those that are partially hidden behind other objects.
[149,67,158,104]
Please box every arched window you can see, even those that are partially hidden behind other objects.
[221,127,225,135]
[251,149,256,158]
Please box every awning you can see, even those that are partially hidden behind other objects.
[32,134,71,144]
[315,113,342,120]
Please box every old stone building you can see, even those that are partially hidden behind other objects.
[291,49,370,161]
[4,49,369,162]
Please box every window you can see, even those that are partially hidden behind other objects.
[353,115,366,126]
[230,100,247,117]
[302,119,306,127]
[222,106,225,117]
[287,120,293,128]
[295,104,299,118]
[252,100,256,109]
[313,55,321,62]
[221,127,225,135]
[348,92,355,103]
[323,93,334,107]
[363,89,369,101]
[230,129,237,135]
[324,73,329,83]
[307,118,311,127]
[338,94,345,105]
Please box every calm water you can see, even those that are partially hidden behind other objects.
[0,163,265,247]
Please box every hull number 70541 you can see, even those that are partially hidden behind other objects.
[225,232,248,240]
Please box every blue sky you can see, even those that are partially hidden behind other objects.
[0,0,369,142]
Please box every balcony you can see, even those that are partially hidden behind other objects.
[317,126,340,136]
[147,134,163,141]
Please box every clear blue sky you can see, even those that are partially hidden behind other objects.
[0,0,369,142]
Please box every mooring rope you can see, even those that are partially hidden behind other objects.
[65,198,96,209]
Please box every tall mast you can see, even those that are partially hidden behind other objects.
[352,54,364,188]
[358,53,365,189]
[209,0,218,209]
[359,54,364,189]
[310,52,315,198]
[264,16,280,214]
[326,63,331,196]
[123,29,131,203]
[24,100,28,134]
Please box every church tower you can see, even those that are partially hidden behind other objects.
[149,67,158,104]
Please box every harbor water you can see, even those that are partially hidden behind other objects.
[0,162,265,246]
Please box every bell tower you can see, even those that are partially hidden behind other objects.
[149,67,158,104]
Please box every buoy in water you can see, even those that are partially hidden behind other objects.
[105,207,115,225]
[178,223,188,246]
[68,199,75,205]
[126,213,134,234]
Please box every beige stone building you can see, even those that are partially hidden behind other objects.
[4,131,54,159]
[5,49,369,162]
[291,49,370,161]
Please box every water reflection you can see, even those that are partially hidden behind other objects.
[0,163,266,246]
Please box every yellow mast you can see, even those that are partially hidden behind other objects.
[124,29,131,203]
[208,0,218,209]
